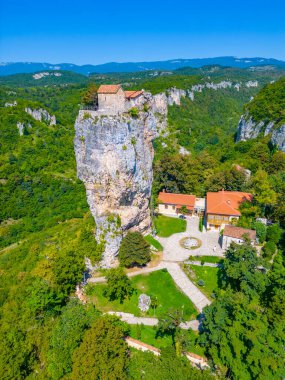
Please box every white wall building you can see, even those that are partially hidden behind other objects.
[222,225,256,250]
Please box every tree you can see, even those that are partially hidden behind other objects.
[47,299,99,380]
[82,84,98,106]
[253,221,267,243]
[104,267,133,303]
[150,295,159,316]
[251,170,277,209]
[179,205,188,215]
[157,308,184,342]
[119,232,151,268]
[262,241,276,259]
[221,241,268,298]
[70,316,129,380]
[53,248,85,295]
[266,223,282,244]
[200,291,285,379]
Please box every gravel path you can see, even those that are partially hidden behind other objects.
[107,311,199,331]
[88,262,211,313]
[163,262,211,312]
[157,217,224,261]
[184,261,220,267]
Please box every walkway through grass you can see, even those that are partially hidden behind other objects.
[154,215,186,237]
[86,269,197,319]
[183,264,220,298]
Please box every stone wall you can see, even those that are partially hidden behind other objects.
[98,87,126,114]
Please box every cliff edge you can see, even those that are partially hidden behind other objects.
[74,92,170,267]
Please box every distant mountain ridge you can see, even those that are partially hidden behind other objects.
[1,56,285,76]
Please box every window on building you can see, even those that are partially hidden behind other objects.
[172,205,175,210]
[165,204,168,209]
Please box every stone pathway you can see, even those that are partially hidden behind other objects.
[157,217,224,261]
[88,261,211,313]
[87,217,219,314]
[88,262,166,284]
[184,261,220,267]
[107,311,199,331]
[163,262,211,313]
[89,263,211,314]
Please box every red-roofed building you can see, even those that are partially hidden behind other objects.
[158,192,205,216]
[97,84,144,114]
[206,190,252,230]
[222,225,256,249]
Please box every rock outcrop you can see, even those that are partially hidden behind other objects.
[74,93,166,267]
[271,125,285,151]
[236,115,285,152]
[25,107,56,125]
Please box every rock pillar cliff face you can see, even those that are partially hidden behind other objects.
[236,115,285,152]
[74,93,166,267]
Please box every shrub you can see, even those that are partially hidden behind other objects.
[199,217,203,232]
[266,224,282,244]
[104,267,133,303]
[253,221,267,243]
[197,279,205,286]
[262,241,276,259]
[129,107,139,118]
[119,232,151,268]
[143,103,149,112]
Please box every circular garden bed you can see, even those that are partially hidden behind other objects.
[180,236,202,250]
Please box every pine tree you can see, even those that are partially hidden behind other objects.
[119,232,151,267]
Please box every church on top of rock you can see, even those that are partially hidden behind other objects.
[97,84,144,114]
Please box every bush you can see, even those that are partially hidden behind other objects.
[199,217,203,232]
[262,241,276,259]
[266,224,282,244]
[119,232,151,268]
[253,221,267,243]
[104,267,133,303]
[129,107,139,118]
[197,279,205,286]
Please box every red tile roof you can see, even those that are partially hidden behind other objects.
[97,84,121,94]
[223,225,256,240]
[125,337,160,354]
[206,190,252,216]
[158,192,196,207]
[125,90,143,99]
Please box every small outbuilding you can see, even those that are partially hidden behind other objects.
[222,225,256,250]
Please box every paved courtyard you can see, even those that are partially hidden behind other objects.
[158,216,224,262]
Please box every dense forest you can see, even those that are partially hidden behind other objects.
[0,68,284,379]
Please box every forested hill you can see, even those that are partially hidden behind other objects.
[245,76,285,126]
[1,68,285,378]
[0,70,88,87]
[236,76,285,150]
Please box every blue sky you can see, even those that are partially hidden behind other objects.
[1,0,285,64]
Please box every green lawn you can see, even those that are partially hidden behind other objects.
[144,235,163,251]
[129,324,172,349]
[128,324,206,356]
[154,215,186,237]
[183,264,220,298]
[86,270,197,319]
[188,255,224,264]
